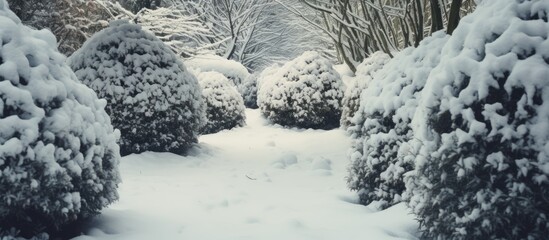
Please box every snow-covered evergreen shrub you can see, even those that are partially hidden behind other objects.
[256,63,280,88]
[407,1,549,239]
[185,54,250,86]
[197,72,246,134]
[0,1,120,236]
[347,32,449,210]
[257,51,344,129]
[238,73,258,109]
[69,20,204,156]
[340,51,390,128]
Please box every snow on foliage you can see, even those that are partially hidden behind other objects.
[185,54,250,86]
[257,51,344,129]
[256,63,281,88]
[407,1,549,239]
[238,73,259,109]
[0,1,120,237]
[69,20,204,156]
[347,32,449,210]
[197,72,246,134]
[340,51,390,128]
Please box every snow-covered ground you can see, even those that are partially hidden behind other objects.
[73,110,418,240]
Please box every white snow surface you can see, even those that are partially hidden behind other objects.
[185,54,250,86]
[72,109,418,240]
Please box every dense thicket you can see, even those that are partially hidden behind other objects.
[7,0,131,55]
[287,0,476,72]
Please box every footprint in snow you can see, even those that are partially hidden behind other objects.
[271,153,298,169]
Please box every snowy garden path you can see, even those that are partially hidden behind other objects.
[74,110,418,240]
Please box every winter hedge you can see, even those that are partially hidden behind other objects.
[69,20,205,156]
[340,51,390,128]
[197,71,246,134]
[0,1,120,237]
[257,51,344,129]
[347,32,449,209]
[407,0,549,238]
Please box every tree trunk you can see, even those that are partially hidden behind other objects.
[447,0,463,35]
[430,0,444,33]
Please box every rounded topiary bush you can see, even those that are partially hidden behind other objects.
[185,54,250,86]
[257,51,344,129]
[340,51,390,128]
[69,20,205,156]
[407,1,549,239]
[197,71,246,134]
[238,73,258,109]
[346,32,449,209]
[255,63,280,92]
[0,1,120,237]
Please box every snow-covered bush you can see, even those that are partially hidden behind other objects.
[69,20,204,156]
[256,63,281,88]
[347,33,449,209]
[257,51,344,129]
[340,51,390,128]
[197,72,246,134]
[185,54,250,86]
[238,73,259,109]
[407,1,549,239]
[0,1,120,236]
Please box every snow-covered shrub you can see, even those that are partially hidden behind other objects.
[407,1,549,239]
[347,32,449,209]
[0,1,120,236]
[238,73,258,109]
[69,20,204,156]
[340,51,390,128]
[257,51,344,129]
[185,54,250,86]
[197,72,246,134]
[256,63,281,88]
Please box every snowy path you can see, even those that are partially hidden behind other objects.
[74,110,418,240]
